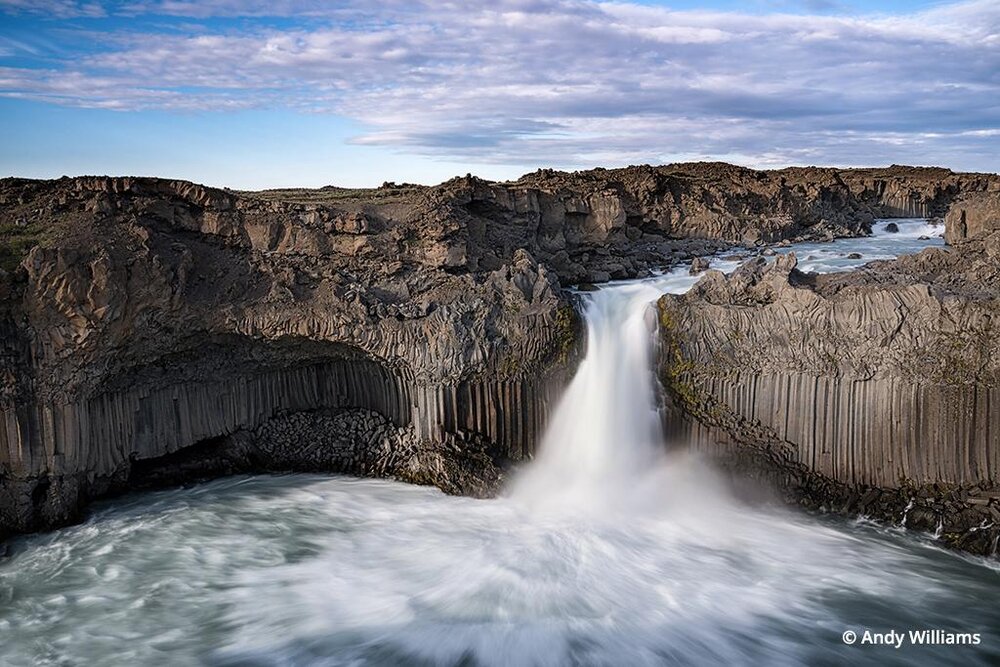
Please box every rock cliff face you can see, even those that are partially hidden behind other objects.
[838,165,999,219]
[2,163,998,541]
[253,162,999,284]
[0,176,579,538]
[944,191,1000,244]
[658,212,1000,554]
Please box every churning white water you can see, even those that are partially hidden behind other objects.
[511,275,682,514]
[2,219,998,666]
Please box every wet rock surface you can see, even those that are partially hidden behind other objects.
[689,256,711,274]
[124,408,504,499]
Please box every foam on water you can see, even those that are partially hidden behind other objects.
[510,274,684,515]
[2,474,997,666]
[779,217,946,274]
[1,220,995,667]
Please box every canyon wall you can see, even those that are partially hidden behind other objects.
[2,162,998,540]
[0,176,579,538]
[255,163,1000,285]
[658,206,1000,553]
[838,165,998,219]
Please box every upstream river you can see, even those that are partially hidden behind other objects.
[2,219,998,667]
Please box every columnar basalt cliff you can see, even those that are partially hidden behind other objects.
[2,162,998,541]
[839,165,999,219]
[0,176,582,538]
[658,200,1000,554]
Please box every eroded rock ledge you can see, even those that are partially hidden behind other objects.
[245,162,1000,283]
[658,212,1000,554]
[0,176,582,539]
[1,162,998,541]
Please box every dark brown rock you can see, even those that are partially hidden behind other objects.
[0,176,581,539]
[657,231,1000,555]
[689,256,711,275]
[3,162,1000,541]
[944,191,1000,244]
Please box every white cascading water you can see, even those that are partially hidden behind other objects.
[3,220,995,666]
[511,276,693,513]
[513,216,948,515]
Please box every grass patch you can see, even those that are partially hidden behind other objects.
[0,222,49,272]
[240,184,427,206]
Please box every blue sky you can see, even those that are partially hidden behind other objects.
[0,0,997,189]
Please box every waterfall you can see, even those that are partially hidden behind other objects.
[7,224,992,667]
[511,275,696,513]
[512,219,945,513]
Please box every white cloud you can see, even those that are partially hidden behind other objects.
[0,0,105,17]
[0,0,997,171]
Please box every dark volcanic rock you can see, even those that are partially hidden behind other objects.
[944,191,1000,244]
[0,176,581,539]
[689,256,711,275]
[657,221,1000,554]
[125,408,505,499]
[838,164,998,219]
[884,222,899,233]
[247,162,1000,283]
[2,163,999,541]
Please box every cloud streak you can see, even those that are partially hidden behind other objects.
[0,0,998,171]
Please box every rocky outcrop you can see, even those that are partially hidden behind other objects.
[839,165,999,219]
[0,176,580,539]
[2,163,999,541]
[124,408,505,498]
[658,227,1000,554]
[944,191,1000,244]
[251,163,1000,285]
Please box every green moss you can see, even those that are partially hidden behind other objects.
[555,304,577,364]
[656,299,739,428]
[498,353,520,377]
[490,304,579,380]
[0,221,49,272]
[658,302,675,331]
[913,323,997,388]
[657,300,705,411]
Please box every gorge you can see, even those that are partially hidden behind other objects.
[1,163,1000,663]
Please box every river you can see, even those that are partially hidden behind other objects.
[2,219,997,666]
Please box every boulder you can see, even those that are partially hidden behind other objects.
[689,256,711,275]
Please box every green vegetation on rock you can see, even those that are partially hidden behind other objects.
[0,220,49,272]
[555,304,577,364]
